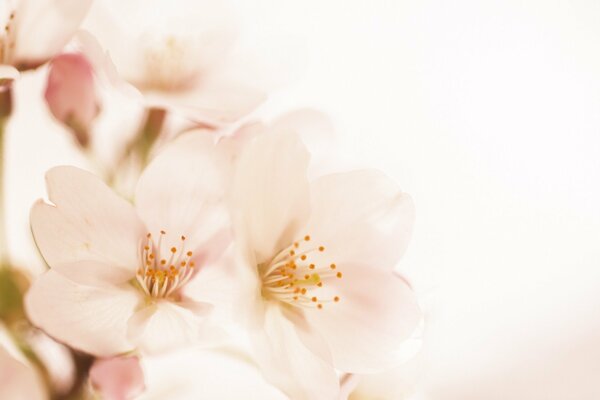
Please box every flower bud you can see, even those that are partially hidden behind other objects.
[45,53,100,147]
[89,356,145,400]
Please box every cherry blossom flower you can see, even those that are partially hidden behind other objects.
[0,0,92,77]
[25,131,233,356]
[81,0,265,124]
[229,123,422,399]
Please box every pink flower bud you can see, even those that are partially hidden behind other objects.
[45,53,100,147]
[89,356,145,400]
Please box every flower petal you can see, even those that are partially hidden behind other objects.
[13,0,93,66]
[127,300,212,354]
[135,131,232,259]
[31,166,144,274]
[25,271,141,356]
[251,303,340,400]
[144,77,266,124]
[305,265,421,373]
[139,347,287,400]
[305,169,415,270]
[232,130,311,264]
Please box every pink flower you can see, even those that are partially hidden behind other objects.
[0,0,92,74]
[25,131,233,355]
[45,53,100,147]
[81,0,265,124]
[90,356,145,400]
[229,121,422,399]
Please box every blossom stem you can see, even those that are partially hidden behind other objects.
[0,84,13,267]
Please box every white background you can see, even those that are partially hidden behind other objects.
[6,0,600,398]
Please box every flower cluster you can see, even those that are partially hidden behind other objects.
[0,1,421,399]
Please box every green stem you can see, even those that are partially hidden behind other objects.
[0,85,12,267]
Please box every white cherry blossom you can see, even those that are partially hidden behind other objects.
[26,131,232,355]
[229,122,422,399]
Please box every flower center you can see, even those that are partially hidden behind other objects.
[142,36,201,92]
[260,235,342,310]
[135,230,196,298]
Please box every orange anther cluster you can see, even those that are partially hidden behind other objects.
[260,234,342,310]
[135,230,197,298]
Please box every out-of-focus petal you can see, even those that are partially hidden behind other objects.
[144,77,265,125]
[13,0,93,65]
[0,65,19,82]
[139,346,287,400]
[31,166,144,270]
[90,356,145,400]
[305,265,421,373]
[232,130,311,264]
[251,303,340,400]
[127,300,212,354]
[305,169,415,270]
[135,131,232,258]
[25,270,141,356]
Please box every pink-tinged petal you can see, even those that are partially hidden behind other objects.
[305,265,421,373]
[50,260,135,287]
[31,166,144,272]
[0,345,48,400]
[13,0,93,66]
[139,347,287,400]
[90,356,145,400]
[45,53,99,145]
[251,303,340,400]
[135,131,232,257]
[232,130,311,264]
[25,271,141,356]
[127,301,212,354]
[305,169,415,270]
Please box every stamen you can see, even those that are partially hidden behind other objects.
[261,234,342,310]
[135,231,197,299]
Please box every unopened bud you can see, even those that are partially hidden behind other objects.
[45,53,100,147]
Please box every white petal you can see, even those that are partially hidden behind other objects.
[139,347,287,400]
[127,300,212,354]
[143,78,266,124]
[31,166,144,274]
[305,265,421,373]
[135,131,232,258]
[251,303,340,400]
[232,130,311,264]
[0,65,19,81]
[13,0,93,65]
[305,169,415,270]
[25,271,141,356]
